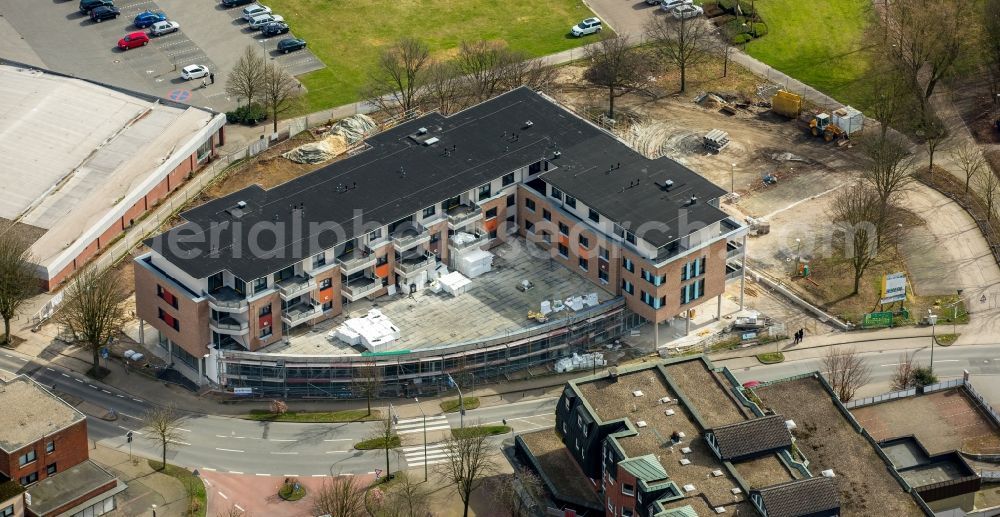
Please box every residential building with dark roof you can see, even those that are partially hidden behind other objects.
[515,357,933,517]
[134,87,748,388]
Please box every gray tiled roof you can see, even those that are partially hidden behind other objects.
[754,477,840,517]
[709,414,792,460]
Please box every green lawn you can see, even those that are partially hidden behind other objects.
[149,461,206,517]
[244,409,381,422]
[440,396,480,413]
[756,352,785,364]
[745,0,871,106]
[267,0,598,112]
[355,435,401,450]
[451,425,511,439]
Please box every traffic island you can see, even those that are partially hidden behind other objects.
[354,436,401,450]
[440,397,480,413]
[756,352,785,364]
[278,478,307,501]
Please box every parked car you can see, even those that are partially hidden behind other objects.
[644,0,660,6]
[276,37,306,54]
[181,64,210,80]
[79,0,113,14]
[261,21,289,36]
[117,31,149,50]
[570,17,602,37]
[248,13,283,30]
[660,0,692,11]
[149,20,180,36]
[133,10,167,28]
[241,4,272,21]
[221,0,254,6]
[90,5,120,22]
[672,4,703,18]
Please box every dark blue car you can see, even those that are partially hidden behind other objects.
[133,10,167,28]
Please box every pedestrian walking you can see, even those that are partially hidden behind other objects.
[798,328,805,343]
[209,72,215,84]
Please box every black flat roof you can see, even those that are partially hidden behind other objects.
[149,87,728,280]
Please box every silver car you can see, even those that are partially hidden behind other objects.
[149,20,180,36]
[241,4,271,20]
[248,13,284,30]
[660,0,692,11]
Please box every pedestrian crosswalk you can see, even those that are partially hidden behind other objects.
[395,415,450,435]
[402,443,454,467]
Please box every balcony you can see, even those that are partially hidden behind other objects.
[337,249,377,275]
[727,241,744,260]
[206,287,248,313]
[343,275,381,301]
[209,316,249,336]
[394,251,436,276]
[281,302,318,328]
[726,263,744,281]
[391,223,430,251]
[277,275,316,300]
[446,204,483,230]
[449,231,485,253]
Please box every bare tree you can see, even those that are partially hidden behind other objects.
[381,471,429,517]
[862,60,909,136]
[313,476,367,517]
[822,347,871,402]
[143,405,183,469]
[371,414,398,480]
[583,35,652,120]
[423,60,465,114]
[353,360,381,416]
[490,467,543,517]
[646,15,711,92]
[216,505,246,517]
[890,352,917,390]
[977,169,1000,221]
[985,0,1000,115]
[454,40,515,103]
[0,225,37,345]
[261,61,298,133]
[860,131,914,229]
[364,37,431,114]
[952,142,986,195]
[919,112,949,176]
[56,268,128,374]
[829,184,899,295]
[436,429,497,517]
[226,45,267,107]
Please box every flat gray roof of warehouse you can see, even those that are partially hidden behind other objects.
[150,87,728,281]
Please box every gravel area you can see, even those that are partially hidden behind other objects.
[733,454,797,489]
[663,360,748,428]
[756,377,925,517]
[518,429,602,508]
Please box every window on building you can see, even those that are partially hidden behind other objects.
[622,508,635,517]
[623,257,634,273]
[641,291,663,309]
[46,463,56,476]
[313,252,326,268]
[529,161,542,174]
[260,326,272,339]
[323,300,334,312]
[565,397,571,410]
[369,228,383,241]
[485,207,497,219]
[20,472,37,486]
[558,243,569,258]
[1,504,13,517]
[19,450,36,466]
[559,222,569,236]
[196,138,212,163]
[577,415,583,428]
[502,172,515,186]
[488,229,498,239]
[233,277,246,296]
[622,484,635,496]
[681,279,706,305]
[625,231,637,245]
[622,280,634,295]
[565,196,577,208]
[579,257,589,271]
[253,277,268,293]
[543,209,552,221]
[541,231,552,243]
[507,194,516,207]
[45,441,55,453]
[681,256,707,281]
[641,269,665,286]
[376,255,388,266]
[506,214,516,224]
[423,205,436,218]
[525,198,536,211]
[551,186,563,201]
[320,278,332,289]
[562,422,567,434]
[599,247,610,261]
[588,209,600,223]
[525,221,535,233]
[579,235,590,249]
[599,269,609,283]
[608,501,614,513]
[157,308,179,331]
[478,183,492,200]
[156,285,179,309]
[259,304,272,316]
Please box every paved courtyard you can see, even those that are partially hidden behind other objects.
[265,239,614,355]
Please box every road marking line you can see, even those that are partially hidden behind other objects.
[117,426,142,434]
[218,491,228,500]
[282,474,299,477]
[397,425,450,434]
[342,473,354,476]
[3,354,10,358]
[169,440,191,446]
[323,439,352,442]
[204,479,212,486]
[176,428,191,432]
[116,394,125,398]
[235,505,245,512]
[132,398,143,402]
[75,379,83,383]
[270,452,298,455]
[312,474,325,477]
[409,459,450,467]
[202,467,216,471]
[15,357,26,362]
[119,412,141,420]
[367,471,375,474]
[396,415,448,425]
[937,360,961,363]
[88,385,97,389]
[101,389,112,394]
[255,473,270,477]
[269,438,296,442]
[325,451,349,454]
[228,471,243,475]
[216,448,244,453]
[401,444,449,452]
[45,367,54,371]
[61,373,70,377]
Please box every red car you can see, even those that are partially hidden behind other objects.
[118,32,149,50]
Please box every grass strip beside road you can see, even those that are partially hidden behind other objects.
[935,333,960,346]
[149,461,206,517]
[756,352,785,364]
[355,436,401,450]
[451,425,512,439]
[266,0,598,113]
[244,409,381,422]
[440,397,480,413]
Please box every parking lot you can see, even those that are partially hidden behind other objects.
[0,0,323,112]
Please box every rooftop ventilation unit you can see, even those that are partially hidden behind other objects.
[821,469,836,478]
[608,367,619,380]
[633,390,644,397]
[636,421,647,428]
[417,127,428,135]
[665,409,676,416]
[731,488,742,495]
[659,397,671,404]
[237,200,247,209]
[785,419,797,430]
[423,136,440,146]
[680,447,691,454]
[679,459,691,466]
[683,484,696,492]
[715,507,727,514]
[524,120,534,128]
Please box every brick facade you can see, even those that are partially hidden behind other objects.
[0,420,88,486]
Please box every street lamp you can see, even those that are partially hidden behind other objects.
[955,289,963,334]
[730,163,736,195]
[151,504,157,517]
[927,310,938,374]
[446,374,465,429]
[414,397,428,482]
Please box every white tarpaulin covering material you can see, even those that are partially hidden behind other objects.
[457,249,493,278]
[439,271,472,296]
[330,309,401,351]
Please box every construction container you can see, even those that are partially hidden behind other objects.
[832,106,864,136]
[771,90,802,118]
